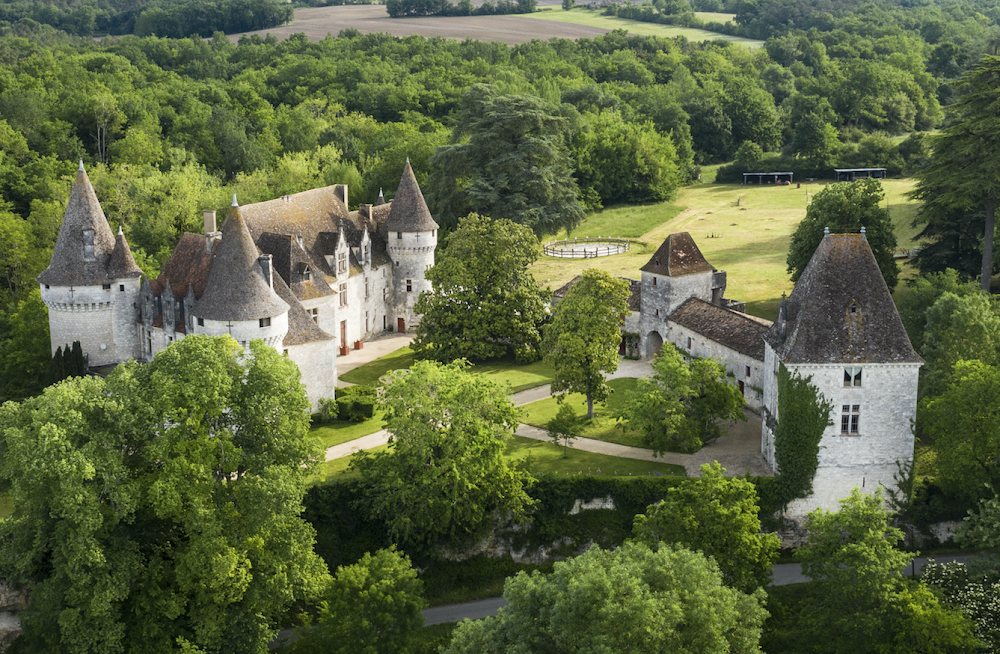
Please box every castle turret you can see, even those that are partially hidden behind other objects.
[760,232,923,516]
[37,161,141,367]
[385,160,438,333]
[191,197,290,350]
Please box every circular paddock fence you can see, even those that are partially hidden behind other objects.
[543,236,630,259]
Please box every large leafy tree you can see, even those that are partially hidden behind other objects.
[543,269,630,419]
[427,84,586,235]
[910,55,1000,291]
[0,335,328,654]
[787,179,899,290]
[443,541,768,654]
[290,547,426,654]
[615,344,746,454]
[412,214,549,364]
[632,462,779,593]
[919,291,1000,398]
[351,360,535,545]
[0,288,51,402]
[797,488,979,653]
[923,359,1000,503]
[895,269,980,353]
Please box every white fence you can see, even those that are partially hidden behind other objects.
[543,237,630,259]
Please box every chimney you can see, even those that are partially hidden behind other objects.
[204,209,219,253]
[335,184,348,208]
[258,254,273,289]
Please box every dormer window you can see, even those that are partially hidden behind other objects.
[259,317,271,328]
[844,367,862,387]
[83,229,95,261]
[298,263,312,282]
[337,251,347,274]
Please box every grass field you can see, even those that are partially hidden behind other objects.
[507,436,686,476]
[310,414,386,449]
[530,7,763,47]
[341,347,557,393]
[519,378,648,449]
[532,178,921,321]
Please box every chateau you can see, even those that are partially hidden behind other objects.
[634,230,921,515]
[37,160,438,409]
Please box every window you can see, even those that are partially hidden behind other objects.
[395,261,400,267]
[311,308,319,323]
[365,311,369,332]
[397,231,402,240]
[337,251,347,274]
[259,317,271,328]
[365,278,369,298]
[686,336,692,350]
[843,367,862,387]
[302,265,312,281]
[841,404,861,435]
[746,365,751,379]
[655,309,659,317]
[119,284,125,292]
[283,349,288,357]
[339,283,348,307]
[653,277,657,287]
[102,283,111,290]
[45,285,50,290]
[406,279,412,293]
[383,287,387,301]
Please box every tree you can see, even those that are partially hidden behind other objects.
[543,269,630,420]
[632,461,780,593]
[0,288,51,402]
[787,179,900,291]
[412,214,549,364]
[615,344,746,454]
[0,335,328,653]
[919,291,1000,398]
[772,363,833,504]
[443,541,769,654]
[545,403,581,458]
[427,84,586,235]
[797,489,979,653]
[350,360,535,545]
[923,360,1000,503]
[910,55,1000,292]
[895,269,980,353]
[291,547,426,654]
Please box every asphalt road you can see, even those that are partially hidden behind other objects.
[422,555,976,625]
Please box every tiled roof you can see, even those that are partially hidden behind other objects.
[193,207,289,321]
[670,298,771,361]
[107,229,143,279]
[257,232,334,301]
[155,234,217,300]
[273,273,333,346]
[38,163,117,286]
[764,233,922,364]
[385,160,438,233]
[640,232,714,277]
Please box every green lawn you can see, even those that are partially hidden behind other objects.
[530,7,763,48]
[531,178,921,322]
[507,436,686,477]
[339,346,415,385]
[340,348,556,394]
[551,203,685,240]
[310,414,386,449]
[519,378,648,449]
[311,443,391,482]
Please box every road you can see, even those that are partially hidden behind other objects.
[422,555,976,625]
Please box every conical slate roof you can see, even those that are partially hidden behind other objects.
[764,233,921,364]
[37,162,117,286]
[108,228,143,279]
[640,232,714,277]
[385,160,438,232]
[192,206,289,322]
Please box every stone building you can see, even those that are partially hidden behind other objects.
[631,230,920,515]
[760,232,922,515]
[38,160,438,410]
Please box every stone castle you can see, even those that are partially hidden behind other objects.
[38,160,438,409]
[631,230,921,515]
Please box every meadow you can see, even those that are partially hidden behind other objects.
[532,178,921,320]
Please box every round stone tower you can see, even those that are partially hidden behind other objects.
[385,159,438,333]
[191,196,290,350]
[37,161,142,367]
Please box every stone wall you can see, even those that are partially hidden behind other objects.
[41,284,119,366]
[666,320,765,412]
[288,339,337,412]
[0,582,27,651]
[388,229,436,332]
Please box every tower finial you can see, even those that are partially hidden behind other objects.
[232,193,239,208]
[118,224,123,236]
[860,226,867,240]
[823,226,830,238]
[406,156,410,165]
[78,159,84,172]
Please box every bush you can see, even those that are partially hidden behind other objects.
[335,384,376,422]
[316,397,338,423]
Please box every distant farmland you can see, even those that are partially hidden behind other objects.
[229,3,759,46]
